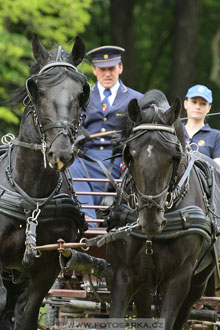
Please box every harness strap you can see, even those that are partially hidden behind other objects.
[38,61,78,74]
[168,155,196,208]
[73,147,130,203]
[5,144,63,208]
[43,121,76,132]
[145,252,155,295]
[175,156,195,194]
[132,124,175,134]
[11,139,42,151]
[84,222,140,248]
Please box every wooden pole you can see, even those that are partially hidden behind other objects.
[89,130,120,139]
[34,240,86,251]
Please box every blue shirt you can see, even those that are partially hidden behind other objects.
[184,123,220,159]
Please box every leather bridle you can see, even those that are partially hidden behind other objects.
[123,123,183,212]
[12,55,88,167]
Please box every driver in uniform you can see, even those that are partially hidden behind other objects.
[70,45,143,226]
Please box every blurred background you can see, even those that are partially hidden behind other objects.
[0,0,219,136]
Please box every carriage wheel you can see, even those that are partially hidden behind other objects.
[44,305,59,328]
[44,278,63,328]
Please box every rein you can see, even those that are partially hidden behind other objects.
[166,155,195,209]
[73,147,132,205]
[9,138,42,151]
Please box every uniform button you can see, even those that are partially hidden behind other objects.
[100,138,105,142]
[100,146,104,150]
[103,118,107,121]
[101,128,106,132]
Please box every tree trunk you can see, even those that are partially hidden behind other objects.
[168,0,201,106]
[210,29,220,88]
[109,0,140,91]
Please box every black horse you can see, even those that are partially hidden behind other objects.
[0,33,89,330]
[108,89,220,329]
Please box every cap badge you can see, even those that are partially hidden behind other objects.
[198,86,205,93]
[104,54,108,59]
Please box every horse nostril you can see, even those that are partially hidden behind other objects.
[48,151,54,160]
[162,219,167,227]
[60,152,74,163]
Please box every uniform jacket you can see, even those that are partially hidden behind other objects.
[82,80,143,151]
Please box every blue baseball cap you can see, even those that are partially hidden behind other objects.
[185,84,213,103]
[86,46,125,67]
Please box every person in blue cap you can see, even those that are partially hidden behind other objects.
[184,84,220,166]
[70,45,143,226]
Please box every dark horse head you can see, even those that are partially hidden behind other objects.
[122,89,184,235]
[12,33,90,173]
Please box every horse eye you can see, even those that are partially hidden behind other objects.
[71,118,78,125]
[130,149,136,157]
[38,90,44,98]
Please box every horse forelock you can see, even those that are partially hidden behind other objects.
[143,107,185,153]
[138,90,185,152]
[122,89,185,153]
[8,54,87,108]
[30,49,71,75]
[32,66,87,88]
[121,92,170,140]
[138,89,170,111]
[135,90,170,126]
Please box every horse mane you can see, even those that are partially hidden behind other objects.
[7,57,46,107]
[122,89,185,152]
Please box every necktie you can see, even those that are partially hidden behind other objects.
[102,89,111,112]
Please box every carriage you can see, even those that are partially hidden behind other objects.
[37,176,220,330]
[1,34,220,330]
[39,183,220,330]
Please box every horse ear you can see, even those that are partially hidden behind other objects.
[32,33,49,64]
[166,97,182,124]
[128,98,142,123]
[69,36,86,66]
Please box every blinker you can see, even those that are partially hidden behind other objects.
[26,78,38,104]
[122,144,131,166]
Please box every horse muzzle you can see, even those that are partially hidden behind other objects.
[47,141,75,171]
[138,209,167,235]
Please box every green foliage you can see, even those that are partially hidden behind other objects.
[1,0,220,134]
[196,0,220,128]
[81,0,175,93]
[0,0,92,45]
[133,0,175,93]
[0,107,18,123]
[78,61,95,86]
[0,0,93,136]
[81,0,220,131]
